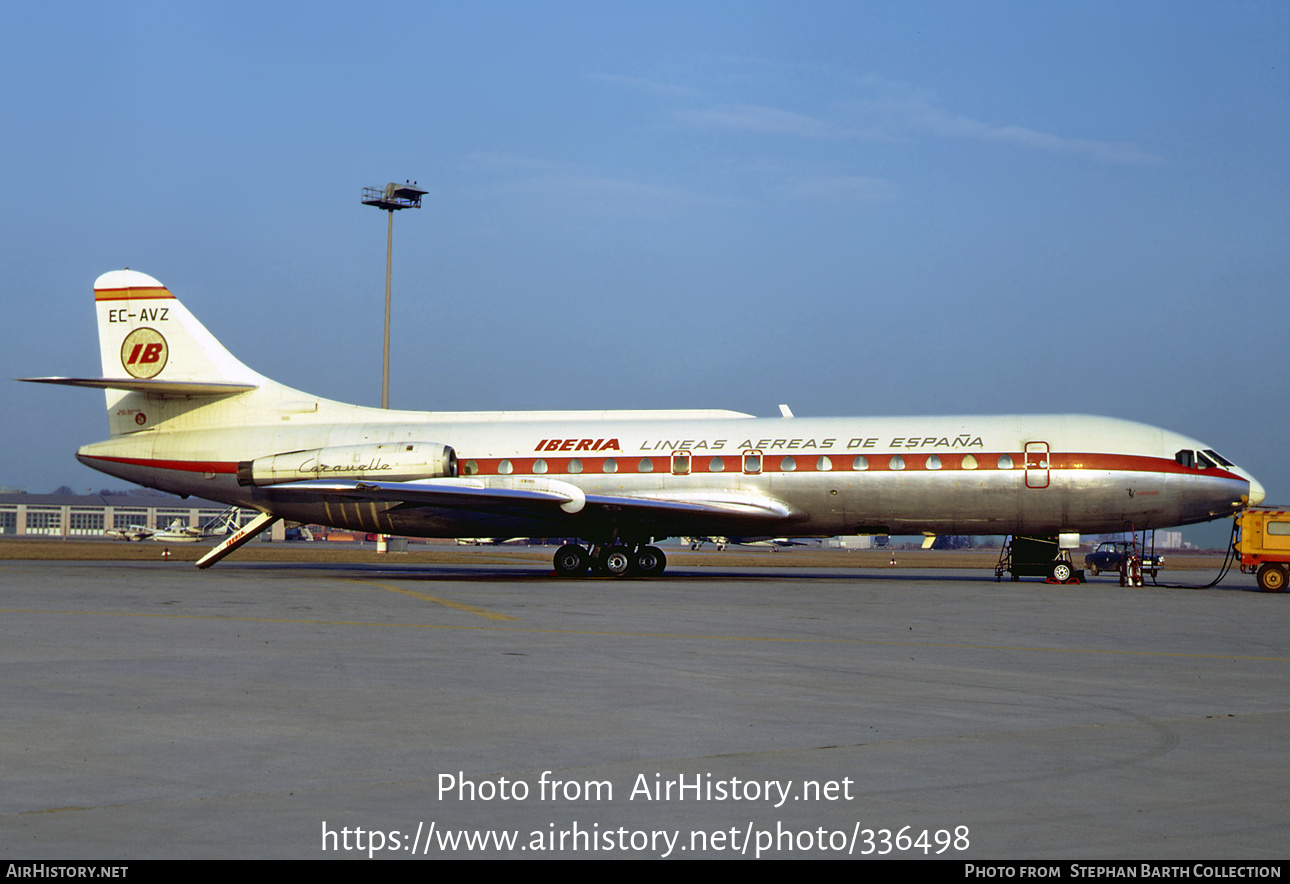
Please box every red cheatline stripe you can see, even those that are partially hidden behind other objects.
[85,451,1243,481]
[95,287,174,301]
[85,455,237,474]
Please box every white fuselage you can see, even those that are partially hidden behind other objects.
[78,407,1255,541]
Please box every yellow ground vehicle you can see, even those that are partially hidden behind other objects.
[1235,507,1290,592]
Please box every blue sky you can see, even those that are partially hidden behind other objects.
[2,1,1286,545]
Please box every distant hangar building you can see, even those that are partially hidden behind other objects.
[0,491,274,539]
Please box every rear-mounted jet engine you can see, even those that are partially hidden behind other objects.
[238,442,457,487]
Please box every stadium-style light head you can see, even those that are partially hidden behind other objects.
[362,181,427,211]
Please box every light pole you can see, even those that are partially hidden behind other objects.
[361,181,426,409]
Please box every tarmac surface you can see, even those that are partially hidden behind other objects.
[1,553,1287,859]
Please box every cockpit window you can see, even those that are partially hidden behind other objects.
[1196,451,1216,470]
[1175,450,1194,469]
[1203,449,1234,467]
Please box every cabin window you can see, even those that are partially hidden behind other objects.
[781,455,796,472]
[852,456,868,471]
[498,459,513,475]
[817,456,832,472]
[462,460,479,476]
[889,455,905,471]
[709,457,726,472]
[997,454,1014,470]
[638,458,654,473]
[672,453,690,475]
[532,459,547,474]
[926,455,942,470]
[743,453,761,474]
[568,459,583,474]
[603,458,618,474]
[961,454,978,470]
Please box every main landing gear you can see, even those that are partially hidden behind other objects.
[553,542,668,579]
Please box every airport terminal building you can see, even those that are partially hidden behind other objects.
[0,491,271,538]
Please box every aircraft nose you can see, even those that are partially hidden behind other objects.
[1248,474,1266,506]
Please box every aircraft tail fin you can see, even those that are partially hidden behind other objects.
[87,270,269,435]
[93,270,262,385]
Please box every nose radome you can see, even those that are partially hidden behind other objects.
[1248,475,1266,506]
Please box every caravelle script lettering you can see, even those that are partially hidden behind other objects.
[298,457,395,475]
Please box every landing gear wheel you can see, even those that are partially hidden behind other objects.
[600,546,633,578]
[634,546,667,577]
[1257,563,1287,593]
[1050,561,1073,582]
[1088,563,1099,576]
[553,544,589,579]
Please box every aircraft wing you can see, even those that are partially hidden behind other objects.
[266,477,802,531]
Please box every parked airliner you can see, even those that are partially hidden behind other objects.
[22,270,1264,576]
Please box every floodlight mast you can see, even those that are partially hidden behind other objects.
[361,181,426,409]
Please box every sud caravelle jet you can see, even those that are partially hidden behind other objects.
[23,270,1265,577]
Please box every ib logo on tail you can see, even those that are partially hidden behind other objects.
[120,328,168,379]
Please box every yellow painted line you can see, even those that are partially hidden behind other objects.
[0,608,1288,661]
[341,578,519,621]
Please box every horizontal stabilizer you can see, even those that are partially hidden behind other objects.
[19,377,257,396]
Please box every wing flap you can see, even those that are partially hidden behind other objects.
[267,477,801,529]
[272,477,584,514]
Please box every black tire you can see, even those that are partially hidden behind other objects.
[1088,563,1099,576]
[1050,561,1073,582]
[1256,563,1287,593]
[553,544,588,579]
[634,546,667,577]
[601,546,633,578]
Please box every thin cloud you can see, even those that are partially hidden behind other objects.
[843,77,1165,166]
[676,103,841,138]
[663,71,1161,166]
